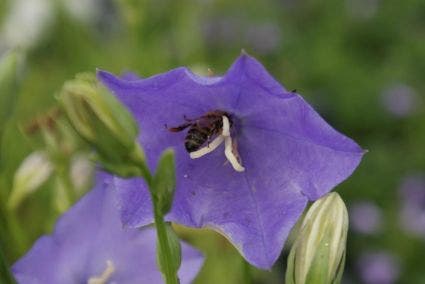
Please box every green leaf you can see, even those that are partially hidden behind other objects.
[152,149,176,216]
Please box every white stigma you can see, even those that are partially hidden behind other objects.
[190,115,245,172]
[224,135,245,172]
[221,115,231,137]
[87,260,115,284]
[189,135,224,159]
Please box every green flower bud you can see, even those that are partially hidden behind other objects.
[58,73,147,178]
[8,151,53,210]
[286,192,348,284]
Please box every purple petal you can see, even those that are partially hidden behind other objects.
[12,173,203,284]
[98,54,364,269]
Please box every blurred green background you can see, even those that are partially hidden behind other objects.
[0,0,424,283]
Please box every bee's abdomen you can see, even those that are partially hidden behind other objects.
[185,127,208,152]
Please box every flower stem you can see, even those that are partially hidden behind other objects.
[132,147,179,284]
[0,245,16,284]
[153,206,179,284]
[5,211,27,255]
[57,162,76,208]
[242,257,253,284]
[0,179,27,258]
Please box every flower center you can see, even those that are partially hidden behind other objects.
[188,115,245,172]
[87,260,115,284]
[167,110,245,172]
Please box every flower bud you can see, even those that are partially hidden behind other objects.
[59,73,145,177]
[8,151,52,210]
[286,192,348,284]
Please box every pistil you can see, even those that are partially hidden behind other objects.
[189,135,224,159]
[87,260,115,284]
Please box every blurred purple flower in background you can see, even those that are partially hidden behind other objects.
[398,173,425,238]
[98,54,364,269]
[201,17,243,48]
[12,174,204,284]
[380,83,421,118]
[349,201,382,235]
[201,17,281,55]
[357,251,401,284]
[244,23,281,55]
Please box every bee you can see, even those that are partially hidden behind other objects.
[166,110,232,152]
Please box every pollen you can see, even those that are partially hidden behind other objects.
[190,115,245,172]
[87,260,115,284]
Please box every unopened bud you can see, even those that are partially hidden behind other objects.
[286,192,348,284]
[58,73,146,177]
[8,151,52,210]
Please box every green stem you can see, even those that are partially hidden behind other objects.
[5,211,27,255]
[58,163,76,205]
[0,173,20,282]
[153,206,179,284]
[130,144,152,183]
[0,177,27,257]
[242,258,253,284]
[132,146,179,284]
[0,245,16,284]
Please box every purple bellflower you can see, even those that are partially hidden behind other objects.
[12,173,204,284]
[97,54,364,269]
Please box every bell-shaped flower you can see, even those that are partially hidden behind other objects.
[12,174,204,284]
[98,53,364,269]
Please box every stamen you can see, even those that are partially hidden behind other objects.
[87,260,115,284]
[188,114,245,172]
[221,115,231,137]
[190,135,225,159]
[224,136,245,172]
